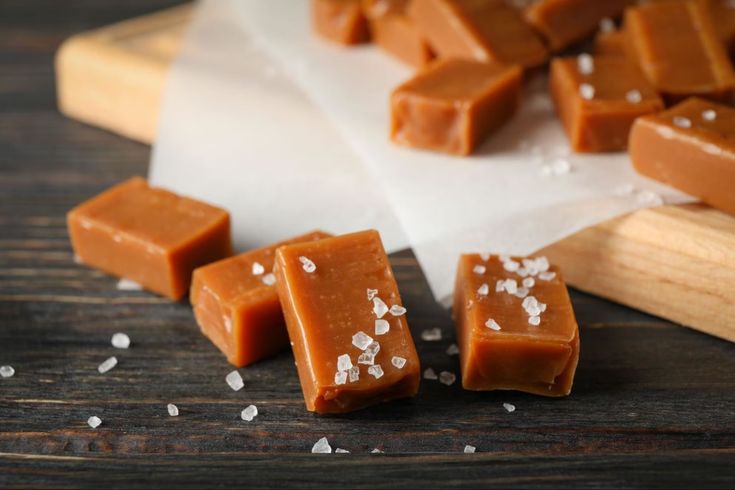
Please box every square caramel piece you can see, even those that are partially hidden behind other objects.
[274,230,420,414]
[68,177,231,300]
[391,58,522,156]
[625,1,735,103]
[629,97,735,216]
[408,0,548,69]
[363,0,434,68]
[550,56,664,152]
[191,231,332,368]
[311,0,369,45]
[453,254,579,397]
[523,0,634,52]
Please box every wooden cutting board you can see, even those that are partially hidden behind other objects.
[55,4,735,343]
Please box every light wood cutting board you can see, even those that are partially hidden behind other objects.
[55,3,735,343]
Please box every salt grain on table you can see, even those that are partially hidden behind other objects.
[167,403,179,417]
[421,328,442,341]
[334,448,350,453]
[111,332,130,349]
[423,367,438,380]
[241,404,258,421]
[0,365,15,378]
[116,278,142,291]
[446,343,459,356]
[87,416,102,428]
[503,402,516,413]
[312,437,332,453]
[97,356,118,374]
[464,445,476,453]
[226,370,244,391]
[439,371,456,386]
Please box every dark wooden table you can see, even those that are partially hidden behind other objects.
[1,1,734,488]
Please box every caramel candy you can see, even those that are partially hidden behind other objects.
[363,0,434,67]
[629,97,735,216]
[68,177,231,300]
[191,231,332,367]
[391,58,522,155]
[550,56,664,152]
[625,1,735,103]
[274,230,420,414]
[312,0,369,45]
[408,0,548,69]
[524,0,633,52]
[453,254,579,397]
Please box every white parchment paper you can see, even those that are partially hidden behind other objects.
[151,0,693,304]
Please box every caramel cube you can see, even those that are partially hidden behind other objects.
[524,0,634,52]
[274,230,420,414]
[191,231,332,367]
[550,56,664,152]
[408,0,548,69]
[311,0,369,45]
[453,254,579,397]
[629,97,735,216]
[625,1,735,103]
[363,0,434,67]
[390,58,522,155]
[68,177,231,300]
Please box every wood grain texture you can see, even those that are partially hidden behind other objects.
[53,1,735,343]
[1,1,735,488]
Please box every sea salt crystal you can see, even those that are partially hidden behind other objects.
[312,437,332,454]
[87,416,102,428]
[495,280,505,293]
[485,318,501,331]
[335,448,350,453]
[241,404,258,421]
[446,344,460,356]
[0,365,15,378]
[371,448,384,454]
[599,16,616,33]
[226,370,244,391]
[375,319,390,335]
[421,328,442,341]
[392,356,407,369]
[577,53,594,75]
[673,116,691,129]
[522,277,535,289]
[516,267,529,277]
[503,279,518,295]
[358,352,375,365]
[503,259,520,272]
[348,366,360,383]
[97,356,118,374]
[538,271,556,281]
[335,371,348,385]
[579,83,595,100]
[299,256,316,273]
[479,253,490,261]
[513,287,529,299]
[167,403,179,417]
[439,371,456,386]
[464,445,477,453]
[111,333,130,349]
[251,262,265,276]
[626,89,642,104]
[365,341,380,356]
[261,273,276,286]
[528,316,541,326]
[337,354,353,372]
[367,364,384,379]
[473,264,486,274]
[702,109,717,121]
[367,288,378,301]
[352,331,373,350]
[477,283,489,296]
[389,305,407,316]
[372,297,389,318]
[424,367,438,380]
[503,403,516,413]
[116,278,142,291]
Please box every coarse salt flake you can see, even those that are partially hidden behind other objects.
[538,271,556,281]
[626,89,642,104]
[529,315,541,326]
[371,448,384,454]
[241,404,258,421]
[87,416,102,428]
[261,273,276,286]
[116,278,142,291]
[337,354,352,372]
[503,403,516,413]
[372,297,389,318]
[479,253,490,261]
[365,341,380,356]
[464,445,476,453]
[0,365,15,378]
[375,319,390,335]
[299,256,316,273]
[503,259,520,272]
[97,356,118,374]
[579,83,595,100]
[226,370,244,391]
[335,371,348,385]
[392,356,407,369]
[352,331,373,351]
[577,53,594,75]
[367,288,378,301]
[503,279,518,295]
[522,277,535,289]
[473,264,486,274]
[514,287,529,299]
[485,318,501,331]
[389,305,407,316]
[673,116,691,129]
[495,280,505,293]
[367,364,384,379]
[335,448,350,453]
[446,344,460,356]
[477,283,489,296]
[111,332,130,349]
[424,367,438,380]
[702,109,717,121]
[358,352,375,365]
[439,371,456,386]
[421,328,442,341]
[167,403,179,417]
[312,437,332,454]
[348,366,360,383]
[251,261,265,276]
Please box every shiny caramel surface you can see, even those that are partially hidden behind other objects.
[311,0,369,45]
[275,230,420,413]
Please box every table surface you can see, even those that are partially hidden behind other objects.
[1,1,734,488]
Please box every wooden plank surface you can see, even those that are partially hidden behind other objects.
[53,1,735,343]
[1,1,735,488]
